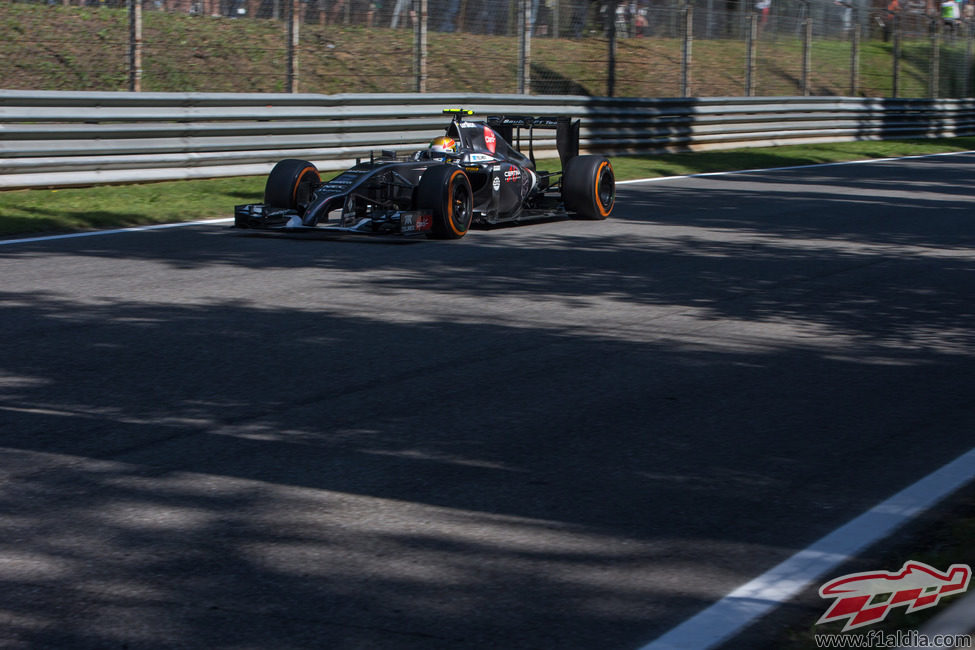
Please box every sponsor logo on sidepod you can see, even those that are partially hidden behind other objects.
[483,127,497,153]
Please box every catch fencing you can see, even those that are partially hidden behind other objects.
[2,90,973,188]
[3,0,975,99]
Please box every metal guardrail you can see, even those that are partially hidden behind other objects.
[2,91,974,189]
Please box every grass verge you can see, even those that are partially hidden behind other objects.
[0,176,265,238]
[2,137,974,238]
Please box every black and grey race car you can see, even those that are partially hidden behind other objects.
[234,108,615,239]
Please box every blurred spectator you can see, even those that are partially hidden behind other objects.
[941,0,960,35]
[365,0,379,26]
[570,0,596,37]
[883,0,899,41]
[471,1,504,34]
[438,0,460,31]
[633,1,650,36]
[329,0,347,23]
[615,2,631,36]
[534,0,555,35]
[596,1,609,34]
[389,0,408,27]
[756,0,770,31]
[834,0,852,31]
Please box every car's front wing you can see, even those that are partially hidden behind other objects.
[234,203,435,237]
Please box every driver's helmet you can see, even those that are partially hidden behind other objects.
[429,136,458,160]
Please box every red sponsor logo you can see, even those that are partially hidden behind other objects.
[817,561,971,631]
[504,165,520,182]
[415,213,432,231]
[484,127,497,153]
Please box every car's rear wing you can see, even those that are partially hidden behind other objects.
[486,115,580,170]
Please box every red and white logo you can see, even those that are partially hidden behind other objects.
[817,561,971,631]
[483,127,497,153]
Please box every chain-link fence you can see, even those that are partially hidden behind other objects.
[2,0,974,97]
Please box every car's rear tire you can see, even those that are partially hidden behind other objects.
[562,155,615,220]
[264,159,321,214]
[417,165,473,239]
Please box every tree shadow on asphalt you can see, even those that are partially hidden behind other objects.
[1,155,974,649]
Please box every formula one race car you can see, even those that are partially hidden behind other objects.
[234,108,615,239]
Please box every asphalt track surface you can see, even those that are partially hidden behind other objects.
[2,153,974,649]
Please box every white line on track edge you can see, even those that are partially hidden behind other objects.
[616,148,975,185]
[638,445,975,650]
[0,217,234,247]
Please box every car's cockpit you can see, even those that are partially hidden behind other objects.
[447,120,533,168]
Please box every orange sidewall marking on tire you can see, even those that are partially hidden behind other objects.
[292,167,319,205]
[447,169,468,236]
[594,161,615,217]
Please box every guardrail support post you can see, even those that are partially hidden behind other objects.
[287,0,299,93]
[930,17,940,98]
[850,8,860,96]
[607,0,617,97]
[893,13,901,97]
[681,2,693,97]
[413,0,427,93]
[128,0,142,92]
[745,12,757,96]
[966,21,974,97]
[518,0,531,94]
[802,6,812,96]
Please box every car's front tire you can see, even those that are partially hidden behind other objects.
[417,165,473,239]
[562,155,615,220]
[264,159,321,214]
